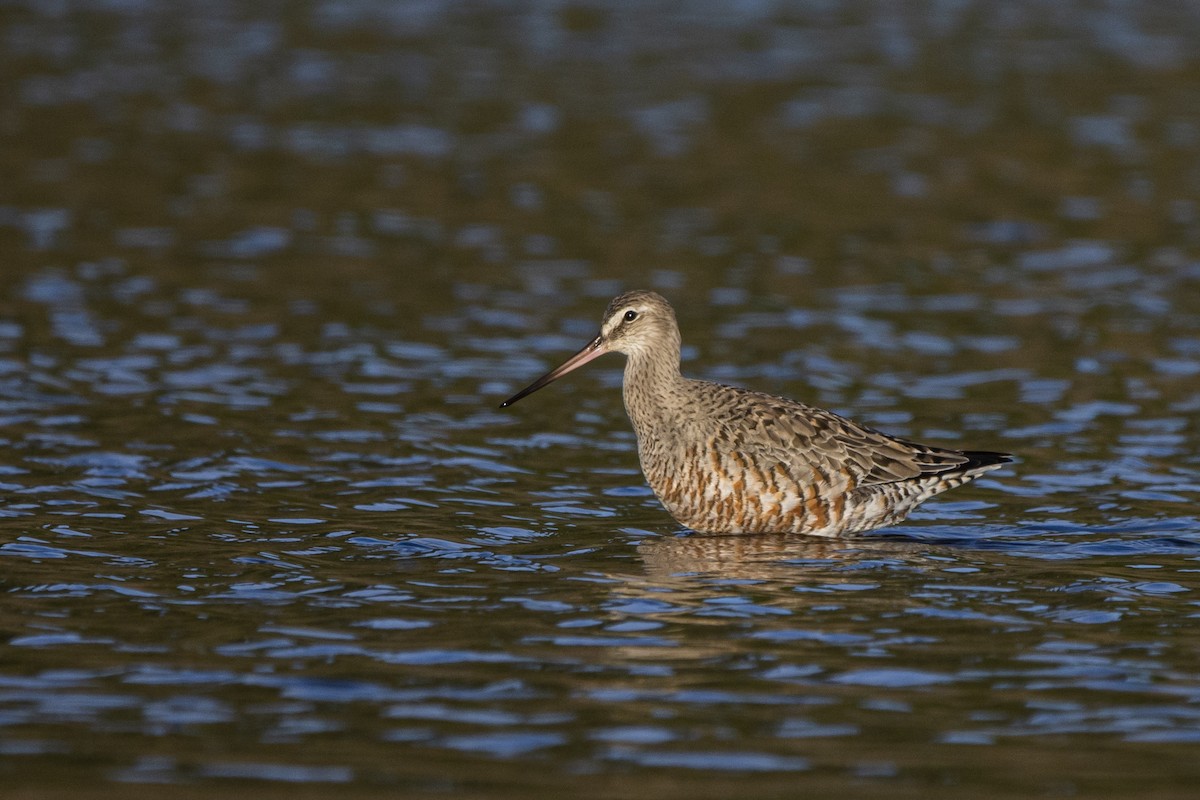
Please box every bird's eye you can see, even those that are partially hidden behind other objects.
[623,309,638,322]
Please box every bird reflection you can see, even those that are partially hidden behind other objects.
[636,530,942,582]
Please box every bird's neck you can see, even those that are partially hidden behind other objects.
[622,347,685,425]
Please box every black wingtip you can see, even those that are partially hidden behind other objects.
[961,450,1014,470]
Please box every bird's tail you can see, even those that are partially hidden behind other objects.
[958,450,1013,474]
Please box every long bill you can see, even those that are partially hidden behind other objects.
[499,334,608,408]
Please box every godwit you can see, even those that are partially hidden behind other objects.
[501,290,1010,536]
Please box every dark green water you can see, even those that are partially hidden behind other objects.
[2,2,1200,798]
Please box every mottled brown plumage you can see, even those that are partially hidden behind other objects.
[501,290,1011,536]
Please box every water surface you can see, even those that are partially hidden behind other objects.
[2,2,1200,798]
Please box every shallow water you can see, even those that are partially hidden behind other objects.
[2,2,1200,798]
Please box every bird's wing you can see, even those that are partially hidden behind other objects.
[709,387,983,488]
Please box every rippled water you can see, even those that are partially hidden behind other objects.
[3,1,1200,798]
